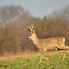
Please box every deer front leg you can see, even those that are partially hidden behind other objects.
[40,52,44,63]
[43,57,50,60]
[40,51,50,63]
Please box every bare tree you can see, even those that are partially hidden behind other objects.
[0,5,32,27]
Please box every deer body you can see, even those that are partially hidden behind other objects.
[27,25,69,63]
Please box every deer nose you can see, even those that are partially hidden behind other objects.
[26,37,29,39]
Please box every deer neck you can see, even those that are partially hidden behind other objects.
[32,34,39,47]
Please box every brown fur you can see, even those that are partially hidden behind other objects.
[27,25,69,63]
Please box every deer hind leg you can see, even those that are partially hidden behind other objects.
[60,50,66,61]
[56,47,66,61]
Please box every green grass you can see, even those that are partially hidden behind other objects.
[0,52,69,69]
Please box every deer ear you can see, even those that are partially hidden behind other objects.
[28,29,31,32]
[27,26,31,32]
[32,28,35,33]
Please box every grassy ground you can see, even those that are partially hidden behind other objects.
[0,51,69,69]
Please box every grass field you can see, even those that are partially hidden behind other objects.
[0,51,69,69]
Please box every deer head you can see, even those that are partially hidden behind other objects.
[26,24,36,40]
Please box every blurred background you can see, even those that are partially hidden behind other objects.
[0,0,69,56]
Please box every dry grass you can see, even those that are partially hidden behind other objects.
[0,50,69,60]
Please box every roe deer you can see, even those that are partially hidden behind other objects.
[26,25,69,63]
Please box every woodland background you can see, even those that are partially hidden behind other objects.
[0,5,69,56]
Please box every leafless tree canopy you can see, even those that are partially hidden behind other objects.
[0,5,31,28]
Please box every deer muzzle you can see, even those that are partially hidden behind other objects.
[26,37,29,39]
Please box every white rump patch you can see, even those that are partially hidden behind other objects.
[63,37,65,43]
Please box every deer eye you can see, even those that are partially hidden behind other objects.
[30,34,32,36]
